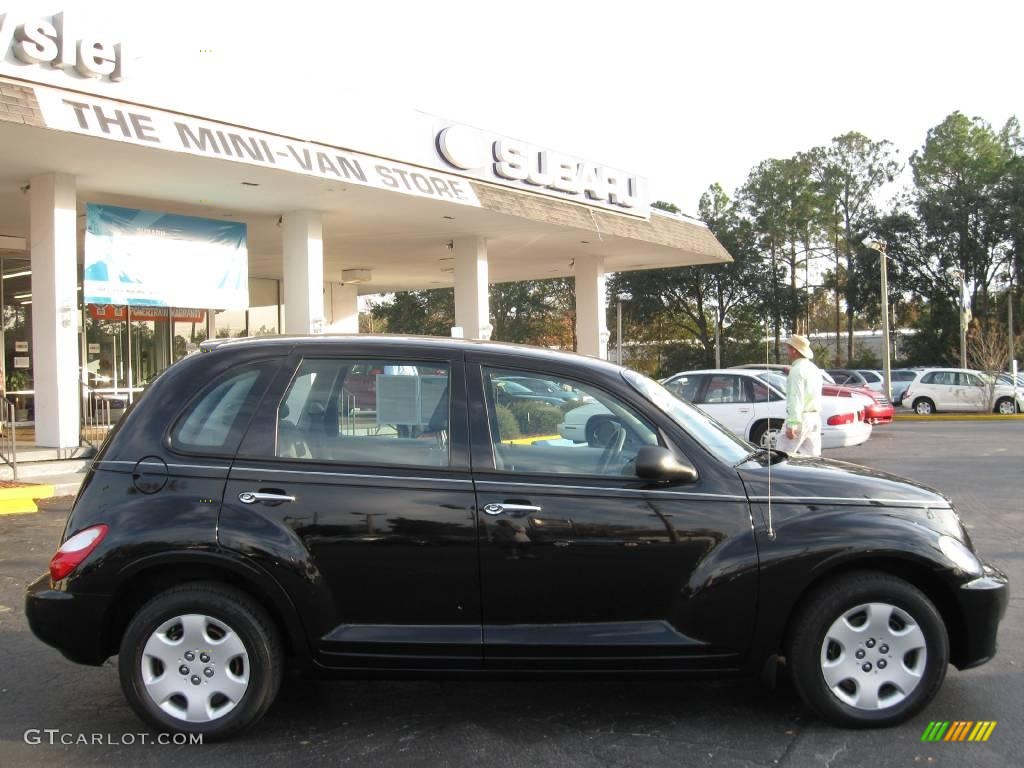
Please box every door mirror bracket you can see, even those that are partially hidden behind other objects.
[634,445,698,483]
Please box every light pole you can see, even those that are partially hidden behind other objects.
[615,293,631,366]
[863,238,892,402]
[950,268,968,369]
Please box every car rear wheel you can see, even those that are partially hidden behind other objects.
[788,572,948,728]
[913,398,935,415]
[118,582,282,741]
[994,397,1017,415]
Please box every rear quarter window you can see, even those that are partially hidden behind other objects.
[171,361,277,455]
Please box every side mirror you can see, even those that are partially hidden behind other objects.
[635,445,698,483]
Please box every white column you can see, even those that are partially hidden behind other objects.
[281,211,324,334]
[575,253,609,359]
[453,236,491,339]
[30,173,80,448]
[324,282,359,333]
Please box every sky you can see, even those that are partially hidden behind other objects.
[6,0,1024,216]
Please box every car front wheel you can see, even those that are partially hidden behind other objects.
[913,398,935,415]
[994,397,1017,415]
[788,572,948,728]
[118,582,282,741]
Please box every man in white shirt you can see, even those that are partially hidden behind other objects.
[776,334,823,457]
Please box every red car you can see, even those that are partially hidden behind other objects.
[732,364,894,425]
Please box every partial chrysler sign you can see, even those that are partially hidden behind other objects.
[436,123,648,216]
[0,10,126,81]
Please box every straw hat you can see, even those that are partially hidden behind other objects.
[786,334,814,359]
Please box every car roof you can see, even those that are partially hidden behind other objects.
[200,333,625,374]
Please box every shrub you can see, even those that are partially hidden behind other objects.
[494,404,521,440]
[509,401,563,436]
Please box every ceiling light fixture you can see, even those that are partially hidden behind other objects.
[341,269,373,284]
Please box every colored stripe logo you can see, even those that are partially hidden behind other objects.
[921,721,996,742]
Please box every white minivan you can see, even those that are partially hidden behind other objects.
[903,368,1023,414]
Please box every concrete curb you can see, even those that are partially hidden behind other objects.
[894,413,1024,422]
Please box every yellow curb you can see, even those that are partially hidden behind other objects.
[503,434,562,445]
[0,483,55,515]
[894,413,1024,422]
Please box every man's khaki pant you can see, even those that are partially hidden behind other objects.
[776,412,822,457]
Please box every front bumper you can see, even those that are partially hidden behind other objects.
[951,564,1009,670]
[24,573,113,666]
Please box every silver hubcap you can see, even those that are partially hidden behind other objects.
[820,602,927,710]
[140,614,250,723]
[760,428,779,449]
[916,401,931,414]
[997,400,1015,414]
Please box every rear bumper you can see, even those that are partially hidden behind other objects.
[24,573,113,666]
[865,405,895,424]
[951,565,1009,670]
[822,422,871,449]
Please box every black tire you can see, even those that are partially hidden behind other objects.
[994,397,1017,415]
[750,419,784,449]
[788,571,948,728]
[118,582,282,741]
[913,398,935,416]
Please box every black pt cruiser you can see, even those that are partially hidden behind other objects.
[26,336,1008,740]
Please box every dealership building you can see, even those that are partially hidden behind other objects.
[0,8,730,452]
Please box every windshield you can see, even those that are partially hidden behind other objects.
[757,371,788,393]
[622,369,752,464]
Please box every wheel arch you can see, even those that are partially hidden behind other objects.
[912,396,935,413]
[104,551,312,668]
[773,554,968,670]
[749,417,784,443]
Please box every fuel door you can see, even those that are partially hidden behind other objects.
[132,456,168,494]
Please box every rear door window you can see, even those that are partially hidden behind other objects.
[275,359,451,468]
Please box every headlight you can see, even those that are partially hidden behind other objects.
[938,535,983,576]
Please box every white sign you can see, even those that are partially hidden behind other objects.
[0,11,126,81]
[14,341,28,352]
[88,342,100,354]
[32,86,481,208]
[436,123,648,215]
[13,356,30,369]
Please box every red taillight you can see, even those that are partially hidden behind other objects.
[49,524,108,581]
[828,412,856,426]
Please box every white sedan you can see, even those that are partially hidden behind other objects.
[659,369,871,449]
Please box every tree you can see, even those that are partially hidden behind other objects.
[968,318,1010,411]
[910,113,1015,320]
[610,190,764,371]
[370,288,454,336]
[811,132,901,362]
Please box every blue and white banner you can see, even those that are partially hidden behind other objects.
[84,204,248,309]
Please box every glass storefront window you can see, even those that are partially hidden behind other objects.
[173,309,208,360]
[215,308,247,338]
[1,256,34,421]
[248,278,279,336]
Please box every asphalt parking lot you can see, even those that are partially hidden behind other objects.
[0,420,1020,767]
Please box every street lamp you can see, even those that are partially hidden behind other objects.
[862,238,892,402]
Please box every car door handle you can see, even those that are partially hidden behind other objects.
[239,491,296,504]
[737,407,751,413]
[483,503,542,515]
